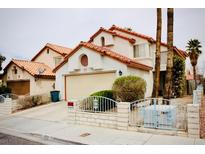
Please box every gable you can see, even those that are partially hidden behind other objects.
[33,47,64,69]
[5,63,33,81]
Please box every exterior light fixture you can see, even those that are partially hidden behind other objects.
[118,70,123,76]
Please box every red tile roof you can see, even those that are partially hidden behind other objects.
[53,42,153,73]
[31,43,72,61]
[109,25,155,42]
[109,25,188,58]
[88,27,136,44]
[4,59,55,79]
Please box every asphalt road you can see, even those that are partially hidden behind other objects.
[0,133,43,145]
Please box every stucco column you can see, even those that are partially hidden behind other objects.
[0,98,12,115]
[117,102,130,130]
[187,104,200,138]
[66,100,78,124]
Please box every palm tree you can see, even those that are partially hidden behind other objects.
[0,54,6,71]
[152,8,162,98]
[164,8,174,99]
[186,39,202,89]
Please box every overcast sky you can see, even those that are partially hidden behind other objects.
[0,8,205,73]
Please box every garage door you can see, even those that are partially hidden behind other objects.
[65,72,116,100]
[7,80,30,95]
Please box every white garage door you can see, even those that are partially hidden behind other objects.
[65,72,116,100]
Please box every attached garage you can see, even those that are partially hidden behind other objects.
[65,71,116,100]
[7,80,30,95]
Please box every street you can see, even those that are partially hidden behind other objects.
[0,133,43,145]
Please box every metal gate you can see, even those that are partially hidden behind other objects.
[129,98,187,131]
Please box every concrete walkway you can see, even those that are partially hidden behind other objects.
[0,101,205,145]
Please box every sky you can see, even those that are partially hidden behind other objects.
[0,8,205,74]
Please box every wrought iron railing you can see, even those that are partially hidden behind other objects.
[78,96,118,113]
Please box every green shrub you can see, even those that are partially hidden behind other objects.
[90,90,114,100]
[0,85,11,94]
[112,75,146,102]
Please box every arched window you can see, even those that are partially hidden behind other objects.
[80,54,88,67]
[101,37,105,46]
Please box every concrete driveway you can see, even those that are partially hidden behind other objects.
[11,101,68,122]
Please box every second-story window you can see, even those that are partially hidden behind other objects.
[54,57,62,67]
[101,37,105,46]
[133,45,139,58]
[133,44,147,58]
[47,49,49,54]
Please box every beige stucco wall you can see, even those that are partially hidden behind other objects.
[30,78,55,96]
[6,63,31,81]
[33,48,64,69]
[4,63,55,96]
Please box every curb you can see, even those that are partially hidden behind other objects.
[0,127,85,145]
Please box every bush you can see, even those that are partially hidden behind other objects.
[90,90,114,100]
[0,85,11,94]
[112,76,146,102]
[16,94,50,110]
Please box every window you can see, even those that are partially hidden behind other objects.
[133,45,139,58]
[54,57,62,66]
[133,44,147,58]
[80,55,88,67]
[138,44,146,57]
[13,66,17,74]
[47,49,49,54]
[101,37,105,46]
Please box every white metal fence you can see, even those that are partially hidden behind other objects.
[78,96,118,113]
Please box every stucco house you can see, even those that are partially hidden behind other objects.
[2,43,72,95]
[54,25,188,100]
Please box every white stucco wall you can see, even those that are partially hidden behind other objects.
[55,46,153,100]
[91,30,153,67]
[92,31,114,46]
[33,48,64,69]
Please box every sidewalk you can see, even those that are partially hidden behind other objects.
[0,116,205,145]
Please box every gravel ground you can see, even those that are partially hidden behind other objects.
[0,133,43,145]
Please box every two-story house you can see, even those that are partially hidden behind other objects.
[54,25,187,100]
[2,43,72,95]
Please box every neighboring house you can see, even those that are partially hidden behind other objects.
[54,25,188,100]
[2,59,55,95]
[2,43,72,96]
[31,43,72,69]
